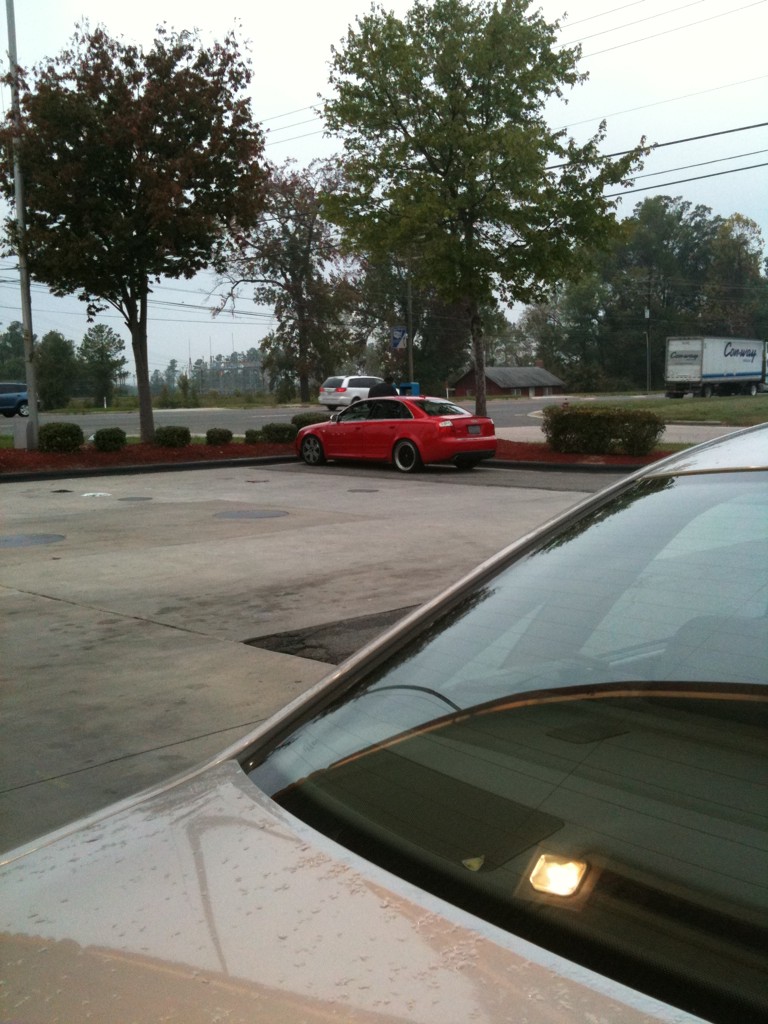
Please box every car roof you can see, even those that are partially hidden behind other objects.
[642,422,768,477]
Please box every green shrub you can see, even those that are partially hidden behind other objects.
[92,427,127,452]
[38,422,85,453]
[615,412,666,456]
[260,422,298,443]
[205,427,233,446]
[544,407,616,454]
[542,405,664,456]
[154,425,191,448]
[244,428,263,444]
[291,411,331,429]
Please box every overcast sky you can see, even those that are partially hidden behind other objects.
[1,0,766,373]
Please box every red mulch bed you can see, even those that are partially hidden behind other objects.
[0,438,667,476]
[0,441,295,475]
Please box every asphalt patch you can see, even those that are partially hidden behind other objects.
[245,605,419,665]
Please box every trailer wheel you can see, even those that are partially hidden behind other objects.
[702,384,713,398]
[748,383,758,396]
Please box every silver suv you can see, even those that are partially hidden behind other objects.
[0,382,29,417]
[319,375,384,410]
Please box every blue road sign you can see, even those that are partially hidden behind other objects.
[391,327,408,351]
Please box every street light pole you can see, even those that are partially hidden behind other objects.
[5,0,39,447]
[406,270,414,383]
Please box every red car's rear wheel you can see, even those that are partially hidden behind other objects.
[393,439,422,473]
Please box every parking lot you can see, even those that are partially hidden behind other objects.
[0,456,630,852]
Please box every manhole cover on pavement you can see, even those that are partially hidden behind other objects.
[215,509,288,520]
[0,534,65,548]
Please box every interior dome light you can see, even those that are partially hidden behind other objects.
[529,854,588,897]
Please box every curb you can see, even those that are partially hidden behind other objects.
[486,458,640,474]
[1,453,648,484]
[0,454,296,484]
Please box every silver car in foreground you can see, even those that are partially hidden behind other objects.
[2,425,767,1023]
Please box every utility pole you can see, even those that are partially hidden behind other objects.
[645,272,652,393]
[5,0,39,447]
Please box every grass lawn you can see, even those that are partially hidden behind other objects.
[582,393,768,427]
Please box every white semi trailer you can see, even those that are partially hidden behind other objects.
[664,336,766,398]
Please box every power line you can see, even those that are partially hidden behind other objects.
[632,147,768,179]
[607,160,768,197]
[547,120,768,168]
[584,0,767,58]
[255,2,765,145]
[263,73,767,155]
[558,0,710,47]
[260,105,317,123]
[562,1,651,30]
[558,74,768,132]
[649,121,768,152]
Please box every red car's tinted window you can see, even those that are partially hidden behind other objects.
[417,399,471,416]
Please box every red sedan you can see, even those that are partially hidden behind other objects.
[296,395,496,472]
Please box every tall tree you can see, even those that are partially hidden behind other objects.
[218,159,359,402]
[702,214,767,337]
[323,0,644,416]
[0,321,27,379]
[357,256,501,392]
[163,359,180,391]
[36,330,78,410]
[0,24,267,440]
[515,197,768,390]
[78,323,128,405]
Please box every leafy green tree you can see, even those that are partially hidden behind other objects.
[149,369,164,395]
[0,24,267,440]
[177,374,193,405]
[521,197,768,390]
[164,359,180,392]
[701,214,767,337]
[358,254,524,393]
[218,159,359,401]
[36,330,78,409]
[258,331,298,402]
[323,0,643,415]
[509,302,566,377]
[0,321,27,379]
[78,324,128,405]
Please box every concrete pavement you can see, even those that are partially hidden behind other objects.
[0,458,598,851]
[0,421,737,851]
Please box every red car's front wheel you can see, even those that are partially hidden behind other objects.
[300,435,326,466]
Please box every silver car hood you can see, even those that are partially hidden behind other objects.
[1,760,703,1023]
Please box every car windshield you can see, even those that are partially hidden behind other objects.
[245,470,768,1023]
